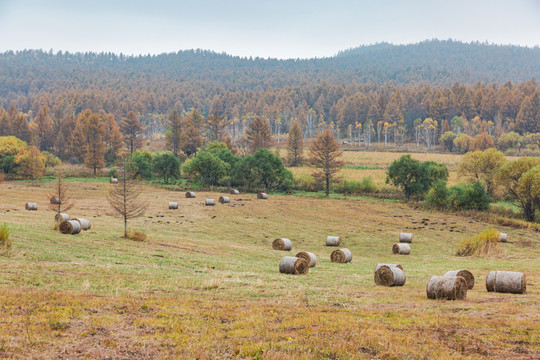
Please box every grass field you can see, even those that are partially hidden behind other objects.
[0,179,538,359]
[285,149,520,189]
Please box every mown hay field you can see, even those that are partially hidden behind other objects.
[0,180,538,359]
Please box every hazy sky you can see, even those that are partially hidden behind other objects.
[1,0,539,59]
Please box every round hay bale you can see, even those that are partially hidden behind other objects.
[444,270,475,290]
[230,189,240,195]
[295,251,317,268]
[59,220,81,235]
[330,248,352,263]
[185,191,196,198]
[399,232,413,243]
[72,218,91,231]
[326,236,341,246]
[257,192,268,199]
[50,197,61,205]
[375,263,403,272]
[500,233,507,243]
[374,265,406,286]
[205,199,215,206]
[426,276,467,300]
[54,213,70,223]
[219,196,230,204]
[169,202,178,210]
[392,243,410,255]
[279,256,309,275]
[25,202,37,210]
[272,238,292,251]
[486,271,526,294]
[110,178,118,184]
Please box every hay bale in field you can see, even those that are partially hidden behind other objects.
[426,276,467,300]
[375,263,403,272]
[444,270,475,290]
[54,213,70,223]
[185,191,196,198]
[72,218,91,231]
[257,192,268,199]
[500,233,507,243]
[169,202,178,210]
[331,248,352,263]
[272,238,292,251]
[374,265,406,286]
[25,202,37,210]
[392,243,410,255]
[59,220,81,235]
[399,232,413,243]
[205,199,215,206]
[230,189,240,195]
[49,197,61,205]
[279,256,309,275]
[219,196,230,204]
[110,178,118,184]
[295,251,317,268]
[326,236,341,246]
[486,271,526,294]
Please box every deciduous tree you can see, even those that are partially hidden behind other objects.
[287,120,303,166]
[246,116,272,154]
[120,111,143,155]
[309,128,344,196]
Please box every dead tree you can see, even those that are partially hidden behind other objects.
[106,163,148,238]
[48,175,75,216]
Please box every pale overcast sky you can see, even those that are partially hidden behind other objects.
[0,0,539,59]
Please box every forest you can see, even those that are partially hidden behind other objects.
[0,39,540,165]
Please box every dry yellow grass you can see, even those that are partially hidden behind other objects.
[0,180,538,359]
[287,149,520,188]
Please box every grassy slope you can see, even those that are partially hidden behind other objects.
[0,180,538,359]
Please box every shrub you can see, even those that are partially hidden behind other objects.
[447,181,492,211]
[233,149,293,191]
[386,155,448,199]
[183,150,230,187]
[126,231,147,242]
[424,180,449,209]
[107,167,118,179]
[42,151,61,167]
[0,223,11,255]
[294,174,323,192]
[152,153,181,183]
[456,228,502,256]
[335,177,378,195]
[128,150,153,180]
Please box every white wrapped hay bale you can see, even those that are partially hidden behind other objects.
[330,248,352,263]
[59,220,81,235]
[272,238,292,251]
[426,276,467,300]
[279,256,309,275]
[326,236,341,246]
[205,199,215,206]
[486,271,526,294]
[444,270,475,290]
[72,218,91,231]
[257,192,268,199]
[392,243,410,255]
[185,191,196,198]
[399,232,413,243]
[25,202,38,210]
[219,196,230,204]
[54,213,69,223]
[374,265,406,286]
[169,202,178,210]
[295,251,317,268]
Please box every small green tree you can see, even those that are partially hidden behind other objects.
[183,151,229,187]
[497,158,540,222]
[233,149,293,191]
[128,150,153,180]
[386,155,448,199]
[440,131,457,152]
[152,153,181,183]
